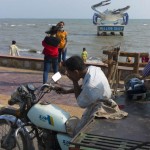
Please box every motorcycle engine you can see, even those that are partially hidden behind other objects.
[38,130,60,150]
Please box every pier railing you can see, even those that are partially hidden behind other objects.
[103,49,149,83]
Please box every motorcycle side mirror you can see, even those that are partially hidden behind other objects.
[52,72,61,82]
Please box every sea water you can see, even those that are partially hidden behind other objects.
[0,18,150,62]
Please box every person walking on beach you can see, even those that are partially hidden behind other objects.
[9,40,20,56]
[42,26,60,84]
[81,47,88,62]
[56,21,68,68]
[55,55,127,136]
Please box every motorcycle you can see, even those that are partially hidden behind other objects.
[0,72,79,150]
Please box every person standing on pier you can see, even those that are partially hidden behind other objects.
[81,47,88,62]
[126,57,132,63]
[56,21,68,68]
[55,55,127,136]
[142,60,150,78]
[42,26,60,84]
[9,40,20,56]
[141,56,149,63]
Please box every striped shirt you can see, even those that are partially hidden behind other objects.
[142,61,150,77]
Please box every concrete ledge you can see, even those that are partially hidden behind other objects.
[0,55,43,71]
[0,55,144,80]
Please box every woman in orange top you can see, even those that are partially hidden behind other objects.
[56,21,68,66]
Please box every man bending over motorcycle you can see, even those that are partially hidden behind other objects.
[56,55,127,136]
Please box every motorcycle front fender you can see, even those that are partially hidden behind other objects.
[0,112,34,150]
[0,114,28,131]
[0,106,29,132]
[0,106,18,116]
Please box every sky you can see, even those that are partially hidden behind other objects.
[0,0,150,19]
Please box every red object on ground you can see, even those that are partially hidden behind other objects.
[118,104,125,109]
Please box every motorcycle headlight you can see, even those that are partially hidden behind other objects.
[8,90,22,105]
[9,85,29,105]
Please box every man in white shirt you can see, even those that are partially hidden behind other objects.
[9,40,20,56]
[56,55,127,136]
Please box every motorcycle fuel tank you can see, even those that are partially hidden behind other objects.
[27,103,71,132]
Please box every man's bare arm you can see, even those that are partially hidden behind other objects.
[73,81,82,99]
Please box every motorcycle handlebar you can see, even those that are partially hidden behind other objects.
[41,83,59,91]
[8,83,58,109]
[32,83,57,104]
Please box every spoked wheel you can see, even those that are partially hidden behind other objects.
[0,119,27,150]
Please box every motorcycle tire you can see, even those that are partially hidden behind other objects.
[0,118,28,150]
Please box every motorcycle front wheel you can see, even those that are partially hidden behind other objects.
[0,118,28,150]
